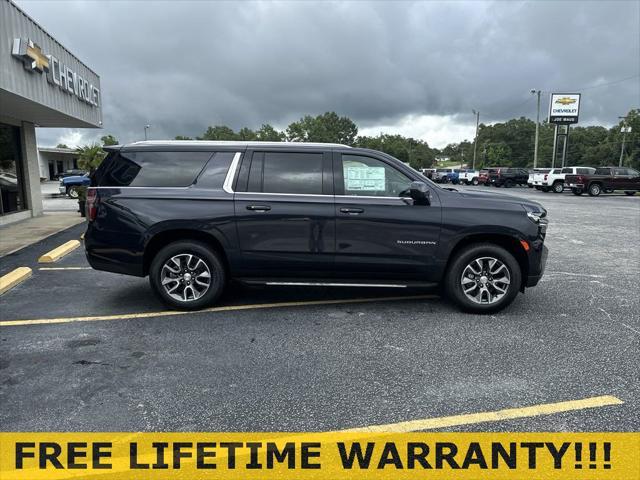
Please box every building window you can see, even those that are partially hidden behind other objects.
[0,123,26,216]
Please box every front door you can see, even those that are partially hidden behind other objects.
[333,152,441,280]
[234,149,335,277]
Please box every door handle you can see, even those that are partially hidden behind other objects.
[246,204,271,212]
[340,207,364,215]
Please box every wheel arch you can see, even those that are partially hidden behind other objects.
[143,229,231,277]
[444,233,529,292]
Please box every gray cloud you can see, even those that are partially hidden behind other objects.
[16,0,640,147]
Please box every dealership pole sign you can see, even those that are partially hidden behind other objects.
[12,38,100,108]
[548,93,581,124]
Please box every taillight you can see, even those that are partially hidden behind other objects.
[576,175,584,183]
[544,174,548,181]
[87,188,98,221]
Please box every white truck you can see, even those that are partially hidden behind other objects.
[527,168,549,188]
[533,166,596,193]
[458,169,480,185]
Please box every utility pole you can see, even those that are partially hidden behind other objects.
[144,124,151,140]
[551,125,558,168]
[530,89,541,168]
[472,109,480,170]
[619,116,630,167]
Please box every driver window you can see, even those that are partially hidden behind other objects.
[341,155,412,197]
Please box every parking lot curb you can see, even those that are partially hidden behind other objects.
[0,267,32,295]
[38,240,81,263]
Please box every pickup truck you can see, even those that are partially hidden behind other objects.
[433,168,459,184]
[533,166,595,193]
[458,169,480,185]
[565,167,640,196]
[488,167,529,187]
[528,168,549,188]
[59,174,90,198]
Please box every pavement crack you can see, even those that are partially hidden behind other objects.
[72,360,112,366]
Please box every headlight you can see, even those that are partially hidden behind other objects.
[522,204,546,224]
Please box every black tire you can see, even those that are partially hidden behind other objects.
[445,243,521,314]
[625,191,637,196]
[535,186,542,191]
[552,181,564,193]
[572,188,583,196]
[588,183,602,197]
[67,186,79,199]
[149,240,226,310]
[604,189,614,194]
[541,186,550,192]
[504,179,514,188]
[528,184,534,188]
[471,178,479,186]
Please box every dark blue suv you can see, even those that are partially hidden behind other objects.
[85,141,548,313]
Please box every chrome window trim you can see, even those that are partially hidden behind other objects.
[222,152,243,194]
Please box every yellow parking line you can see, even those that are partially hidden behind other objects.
[38,240,81,263]
[341,395,624,432]
[0,294,438,327]
[0,267,32,295]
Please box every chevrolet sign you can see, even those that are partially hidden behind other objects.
[12,38,100,108]
[549,93,581,124]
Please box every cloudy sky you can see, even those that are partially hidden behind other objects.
[15,0,640,149]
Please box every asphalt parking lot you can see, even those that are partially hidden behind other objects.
[1,186,638,432]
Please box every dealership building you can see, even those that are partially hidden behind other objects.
[0,0,101,225]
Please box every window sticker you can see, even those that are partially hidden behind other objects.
[345,166,385,191]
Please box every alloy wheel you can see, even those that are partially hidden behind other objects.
[160,253,213,302]
[460,257,511,305]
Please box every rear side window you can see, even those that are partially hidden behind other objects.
[97,151,212,187]
[561,168,572,173]
[195,152,236,189]
[259,152,323,194]
[576,168,593,174]
[595,168,611,175]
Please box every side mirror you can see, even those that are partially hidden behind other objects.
[409,181,430,205]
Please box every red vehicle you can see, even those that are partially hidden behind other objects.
[478,168,497,186]
[565,166,640,196]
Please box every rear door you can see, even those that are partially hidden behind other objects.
[233,148,335,277]
[333,151,441,280]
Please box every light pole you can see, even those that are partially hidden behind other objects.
[530,89,541,168]
[144,124,151,140]
[619,116,630,167]
[472,109,480,169]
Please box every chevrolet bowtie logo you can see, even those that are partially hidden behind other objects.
[555,97,577,105]
[12,38,49,73]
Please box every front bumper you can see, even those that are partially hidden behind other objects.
[525,244,548,288]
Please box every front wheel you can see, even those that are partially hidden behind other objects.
[445,244,521,313]
[149,241,226,310]
[67,186,79,199]
[471,178,479,186]
[588,183,602,197]
[552,182,564,193]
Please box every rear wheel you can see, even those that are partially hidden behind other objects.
[504,179,514,188]
[588,183,602,197]
[572,188,583,196]
[149,240,225,310]
[445,244,521,313]
[625,191,637,196]
[541,186,550,192]
[552,181,564,193]
[471,178,479,186]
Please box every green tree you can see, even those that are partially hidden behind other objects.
[56,143,69,149]
[76,144,106,173]
[174,135,192,140]
[237,127,257,141]
[286,112,358,145]
[356,134,435,169]
[100,134,118,146]
[198,125,237,140]
[256,124,285,142]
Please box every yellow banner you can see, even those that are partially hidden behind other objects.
[1,433,638,479]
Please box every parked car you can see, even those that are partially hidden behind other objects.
[433,168,459,184]
[59,173,90,198]
[528,168,549,188]
[565,167,640,196]
[420,168,437,180]
[458,169,480,185]
[534,166,596,193]
[488,168,529,187]
[85,141,549,314]
[478,168,497,186]
[56,169,86,179]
